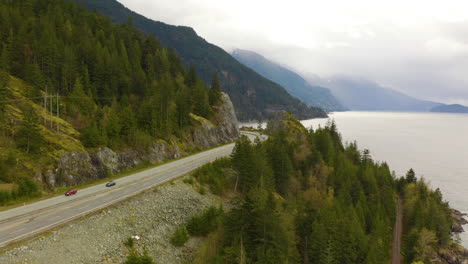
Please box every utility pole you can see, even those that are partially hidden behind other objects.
[56,93,59,132]
[43,88,47,126]
[49,91,53,129]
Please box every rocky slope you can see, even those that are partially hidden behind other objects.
[0,178,224,264]
[41,93,239,188]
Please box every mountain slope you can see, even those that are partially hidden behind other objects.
[70,0,326,121]
[0,0,239,205]
[231,49,346,111]
[308,76,442,111]
[430,104,468,113]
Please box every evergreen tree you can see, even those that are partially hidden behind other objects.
[209,71,222,106]
[124,249,155,264]
[231,136,257,192]
[405,168,416,183]
[15,105,44,154]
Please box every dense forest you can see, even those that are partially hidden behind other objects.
[69,0,327,121]
[0,0,221,138]
[178,113,461,264]
[0,0,222,202]
[397,170,456,264]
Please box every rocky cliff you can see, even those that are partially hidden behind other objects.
[41,93,239,188]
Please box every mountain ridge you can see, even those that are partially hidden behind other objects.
[430,103,468,113]
[231,49,347,112]
[307,75,443,111]
[70,0,327,121]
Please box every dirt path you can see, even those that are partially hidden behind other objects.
[392,197,403,264]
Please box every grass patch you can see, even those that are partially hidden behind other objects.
[182,177,194,185]
[190,113,214,127]
[192,230,224,264]
[0,183,15,191]
[186,205,224,237]
[171,225,189,246]
[191,157,233,195]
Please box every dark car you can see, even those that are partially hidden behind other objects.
[64,189,77,196]
[105,181,116,187]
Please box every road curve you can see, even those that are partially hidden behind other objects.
[0,132,264,249]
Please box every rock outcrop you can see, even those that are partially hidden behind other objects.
[432,209,468,264]
[191,93,240,148]
[438,244,468,264]
[43,93,239,188]
[452,209,468,233]
[55,151,101,186]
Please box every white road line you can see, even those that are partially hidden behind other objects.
[9,227,25,235]
[49,215,61,221]
[77,205,89,211]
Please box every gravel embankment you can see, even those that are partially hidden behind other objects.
[0,178,222,264]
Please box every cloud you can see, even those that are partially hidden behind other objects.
[119,0,468,104]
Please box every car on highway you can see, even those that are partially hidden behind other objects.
[105,181,116,187]
[64,189,77,196]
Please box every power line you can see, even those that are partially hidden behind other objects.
[0,95,117,104]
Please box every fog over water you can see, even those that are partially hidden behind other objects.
[302,111,468,247]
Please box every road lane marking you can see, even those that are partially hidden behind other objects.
[77,205,89,211]
[49,215,61,221]
[9,227,25,235]
[0,220,29,232]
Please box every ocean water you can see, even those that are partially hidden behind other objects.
[301,111,468,248]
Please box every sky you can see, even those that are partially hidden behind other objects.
[118,0,468,105]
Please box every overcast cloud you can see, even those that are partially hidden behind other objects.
[119,0,468,105]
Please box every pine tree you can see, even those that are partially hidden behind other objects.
[15,105,44,154]
[193,80,211,118]
[405,168,416,183]
[209,71,222,106]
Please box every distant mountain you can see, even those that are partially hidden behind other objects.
[231,49,346,112]
[307,76,442,111]
[430,104,468,113]
[70,0,326,121]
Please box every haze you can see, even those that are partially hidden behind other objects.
[119,0,468,105]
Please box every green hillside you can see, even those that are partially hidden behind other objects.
[0,0,224,203]
[0,72,86,202]
[69,0,327,121]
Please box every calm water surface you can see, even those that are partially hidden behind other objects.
[302,111,468,247]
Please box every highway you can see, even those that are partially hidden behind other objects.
[0,132,264,249]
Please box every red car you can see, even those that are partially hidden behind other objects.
[64,189,78,196]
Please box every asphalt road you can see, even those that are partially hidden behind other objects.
[0,132,263,249]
